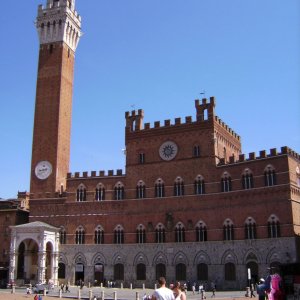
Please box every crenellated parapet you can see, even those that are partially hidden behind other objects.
[218,146,300,165]
[67,169,125,179]
[36,0,81,52]
[214,116,240,141]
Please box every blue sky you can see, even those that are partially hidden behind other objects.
[0,0,299,199]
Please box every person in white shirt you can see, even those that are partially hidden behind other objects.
[152,277,175,300]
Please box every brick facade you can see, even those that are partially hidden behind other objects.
[7,0,300,290]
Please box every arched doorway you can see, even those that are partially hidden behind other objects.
[94,263,104,285]
[58,263,66,280]
[155,263,166,280]
[246,261,258,284]
[176,263,186,281]
[16,239,39,283]
[75,263,85,283]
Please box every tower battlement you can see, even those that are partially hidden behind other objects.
[214,116,240,140]
[125,97,240,141]
[37,0,81,52]
[218,146,299,165]
[67,169,125,179]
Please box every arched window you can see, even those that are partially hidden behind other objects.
[114,182,124,200]
[225,262,236,280]
[75,226,85,244]
[76,184,86,202]
[223,219,234,241]
[245,217,256,239]
[136,263,146,280]
[94,225,104,244]
[193,145,200,157]
[114,225,124,244]
[197,263,208,281]
[59,226,66,244]
[175,222,185,243]
[196,221,207,242]
[194,175,205,195]
[155,178,165,198]
[268,215,280,238]
[136,224,146,244]
[264,165,277,186]
[242,169,254,189]
[95,184,105,201]
[221,172,232,192]
[136,180,146,199]
[174,177,184,196]
[155,223,166,243]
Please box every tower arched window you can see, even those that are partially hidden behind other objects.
[94,225,104,244]
[95,184,105,201]
[136,180,146,199]
[174,177,184,196]
[59,226,66,244]
[267,215,280,238]
[221,172,232,192]
[75,226,85,244]
[223,219,234,241]
[245,217,256,239]
[114,182,124,200]
[76,184,86,202]
[196,221,207,242]
[242,169,254,189]
[264,165,277,186]
[114,225,124,244]
[155,223,165,243]
[155,178,165,198]
[194,175,205,195]
[175,222,185,243]
[136,224,146,244]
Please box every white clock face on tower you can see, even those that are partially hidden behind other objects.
[35,161,52,180]
[159,141,178,161]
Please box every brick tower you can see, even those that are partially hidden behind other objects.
[30,0,81,197]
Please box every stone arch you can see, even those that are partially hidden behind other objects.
[112,252,126,265]
[133,252,149,266]
[152,252,168,266]
[91,253,106,266]
[173,251,189,266]
[59,253,68,265]
[266,247,283,265]
[193,250,211,265]
[243,249,261,265]
[221,250,238,265]
[73,252,87,266]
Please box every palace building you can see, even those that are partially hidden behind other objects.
[7,0,300,290]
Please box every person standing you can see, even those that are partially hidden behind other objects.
[173,282,186,300]
[250,283,256,298]
[152,277,175,300]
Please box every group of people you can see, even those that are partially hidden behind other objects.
[60,283,70,293]
[151,277,187,300]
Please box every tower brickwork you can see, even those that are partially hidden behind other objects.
[30,0,81,197]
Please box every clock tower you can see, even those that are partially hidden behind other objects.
[30,0,81,197]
